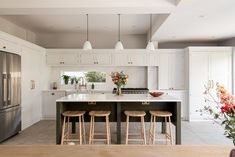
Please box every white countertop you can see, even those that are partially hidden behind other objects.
[56,93,181,102]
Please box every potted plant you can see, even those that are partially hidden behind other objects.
[61,75,70,85]
[70,77,75,85]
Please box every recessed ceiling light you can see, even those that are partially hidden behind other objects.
[199,15,205,18]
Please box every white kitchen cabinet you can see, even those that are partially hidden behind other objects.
[42,91,66,119]
[158,50,185,90]
[46,53,79,66]
[113,53,147,66]
[149,52,159,66]
[80,53,111,65]
[187,47,232,121]
[0,38,20,53]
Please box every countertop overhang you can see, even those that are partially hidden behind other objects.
[56,93,181,102]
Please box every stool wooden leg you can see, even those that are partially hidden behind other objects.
[61,116,66,145]
[106,115,110,144]
[79,116,82,145]
[141,116,146,145]
[153,116,156,145]
[92,116,95,144]
[82,115,86,144]
[89,116,93,144]
[168,116,173,145]
[67,117,70,144]
[125,116,129,144]
[149,115,153,145]
[107,115,111,144]
[165,117,168,145]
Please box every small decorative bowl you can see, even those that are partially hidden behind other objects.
[149,92,164,97]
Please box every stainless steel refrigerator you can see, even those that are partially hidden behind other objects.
[0,51,21,142]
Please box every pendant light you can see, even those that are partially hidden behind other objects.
[146,14,155,51]
[115,14,124,50]
[83,14,92,50]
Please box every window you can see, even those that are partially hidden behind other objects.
[61,71,106,84]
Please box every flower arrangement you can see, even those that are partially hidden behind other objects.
[202,80,235,144]
[111,71,128,95]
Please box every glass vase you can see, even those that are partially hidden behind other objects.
[116,86,122,96]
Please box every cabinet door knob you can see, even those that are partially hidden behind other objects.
[51,93,55,95]
[3,46,6,49]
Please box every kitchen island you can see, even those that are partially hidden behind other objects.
[56,94,181,144]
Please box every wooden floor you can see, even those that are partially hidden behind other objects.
[0,145,233,157]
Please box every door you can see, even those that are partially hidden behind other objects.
[209,52,231,92]
[0,51,7,109]
[158,53,171,90]
[189,53,209,120]
[0,105,21,142]
[80,53,95,65]
[95,53,111,65]
[171,53,185,90]
[8,53,21,107]
[129,53,147,66]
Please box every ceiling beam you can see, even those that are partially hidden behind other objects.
[0,0,177,14]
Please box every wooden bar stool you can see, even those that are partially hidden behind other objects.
[89,111,111,144]
[61,111,86,145]
[124,111,146,145]
[149,111,173,145]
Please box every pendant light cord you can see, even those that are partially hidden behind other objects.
[118,14,121,41]
[150,14,152,42]
[86,14,89,41]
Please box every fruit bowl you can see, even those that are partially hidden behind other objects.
[149,92,164,97]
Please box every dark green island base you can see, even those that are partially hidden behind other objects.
[56,94,181,144]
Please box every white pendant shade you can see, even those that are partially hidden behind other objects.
[115,41,124,50]
[83,40,92,50]
[83,14,92,50]
[146,41,155,51]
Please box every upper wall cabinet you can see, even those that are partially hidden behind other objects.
[80,52,111,66]
[113,50,148,66]
[158,49,185,90]
[46,49,80,66]
[46,53,79,66]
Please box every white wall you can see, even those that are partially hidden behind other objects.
[0,17,37,44]
[49,66,147,91]
[36,32,147,49]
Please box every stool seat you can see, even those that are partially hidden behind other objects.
[149,111,172,117]
[62,111,86,117]
[124,111,146,117]
[89,111,111,117]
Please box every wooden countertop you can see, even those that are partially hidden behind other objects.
[0,145,233,157]
[56,93,181,102]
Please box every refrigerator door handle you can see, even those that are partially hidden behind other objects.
[2,74,7,104]
[7,74,11,104]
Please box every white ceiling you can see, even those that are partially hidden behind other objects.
[1,14,160,35]
[154,0,235,42]
[1,0,235,42]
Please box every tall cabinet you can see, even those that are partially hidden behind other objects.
[186,47,232,121]
[158,49,185,90]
